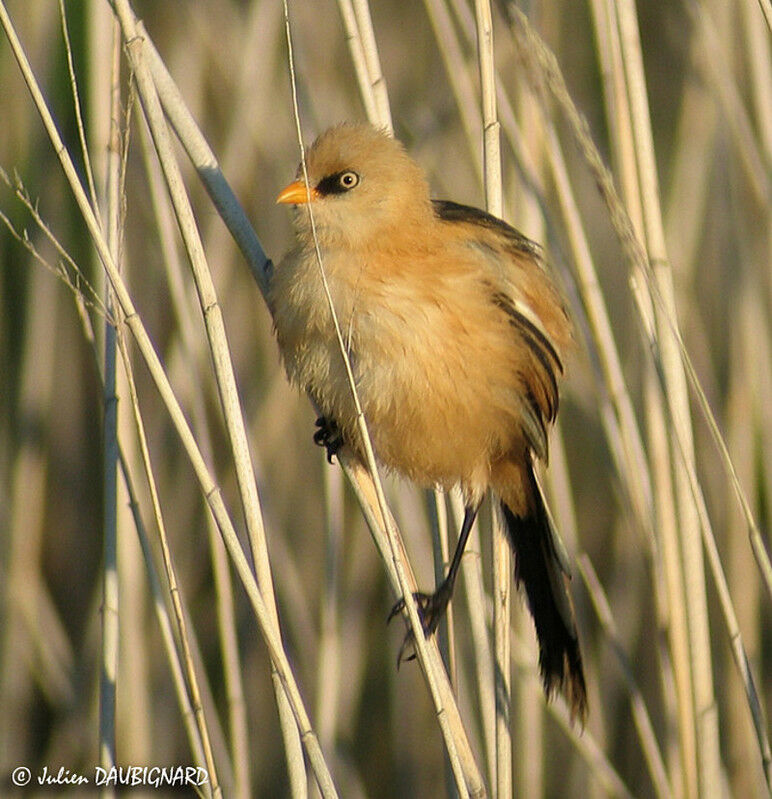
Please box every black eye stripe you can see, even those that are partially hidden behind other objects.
[316,170,360,196]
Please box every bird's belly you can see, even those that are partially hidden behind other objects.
[272,256,524,494]
[353,312,516,494]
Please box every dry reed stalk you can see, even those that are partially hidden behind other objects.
[421,0,484,180]
[508,3,771,796]
[316,462,344,756]
[577,555,671,799]
[136,96,253,799]
[511,634,635,799]
[448,488,497,792]
[111,4,310,794]
[426,489,462,796]
[491,513,511,799]
[610,4,720,795]
[142,20,485,794]
[725,290,772,797]
[2,135,220,790]
[2,1,769,796]
[0,8,339,794]
[115,315,221,798]
[582,1,685,788]
[350,0,393,132]
[204,516,251,795]
[118,457,211,777]
[574,0,770,614]
[102,16,155,774]
[96,13,120,791]
[39,223,215,782]
[578,8,700,789]
[341,457,485,796]
[282,7,472,795]
[429,489,458,689]
[90,29,222,790]
[471,4,512,798]
[335,0,380,125]
[55,0,120,782]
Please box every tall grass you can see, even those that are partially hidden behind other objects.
[0,1,769,797]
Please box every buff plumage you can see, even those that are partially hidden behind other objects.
[272,122,587,721]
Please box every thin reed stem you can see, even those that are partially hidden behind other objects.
[0,6,338,791]
[3,2,769,796]
[472,5,511,796]
[136,94,253,799]
[96,11,121,789]
[282,3,470,794]
[115,319,221,798]
[350,0,392,132]
[110,4,309,794]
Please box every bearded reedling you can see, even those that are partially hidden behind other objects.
[271,123,587,721]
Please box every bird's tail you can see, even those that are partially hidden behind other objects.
[499,463,587,723]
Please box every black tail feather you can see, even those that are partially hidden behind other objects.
[501,476,587,723]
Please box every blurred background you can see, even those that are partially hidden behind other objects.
[0,0,769,797]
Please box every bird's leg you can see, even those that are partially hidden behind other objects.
[388,502,481,665]
[313,416,344,463]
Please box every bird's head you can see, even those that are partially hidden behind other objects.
[277,123,432,250]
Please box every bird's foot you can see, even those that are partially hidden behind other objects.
[387,582,452,667]
[313,416,344,463]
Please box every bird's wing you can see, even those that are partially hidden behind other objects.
[433,200,568,460]
[432,199,542,259]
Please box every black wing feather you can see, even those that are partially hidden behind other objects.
[432,199,540,258]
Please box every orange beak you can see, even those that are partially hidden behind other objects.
[276,180,319,204]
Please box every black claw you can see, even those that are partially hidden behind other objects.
[389,506,479,669]
[396,635,417,668]
[313,416,344,463]
[388,587,452,667]
[387,598,405,625]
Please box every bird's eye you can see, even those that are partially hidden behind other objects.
[316,170,361,196]
[338,171,359,191]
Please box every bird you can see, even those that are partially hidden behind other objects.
[270,122,587,721]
